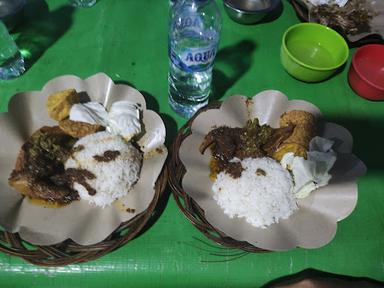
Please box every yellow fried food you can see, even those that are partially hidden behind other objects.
[279,110,316,149]
[46,89,80,121]
[282,124,314,148]
[280,110,316,127]
[59,119,104,138]
[273,143,307,161]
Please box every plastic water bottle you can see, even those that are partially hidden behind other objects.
[0,20,25,80]
[168,0,221,118]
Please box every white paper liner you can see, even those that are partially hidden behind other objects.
[179,90,366,251]
[0,73,168,245]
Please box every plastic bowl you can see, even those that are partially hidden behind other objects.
[223,0,280,25]
[281,23,349,82]
[348,44,384,101]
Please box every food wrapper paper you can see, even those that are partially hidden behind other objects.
[179,90,366,251]
[0,73,167,245]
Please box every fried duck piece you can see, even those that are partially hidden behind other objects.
[8,126,79,204]
[9,171,79,203]
[199,126,244,179]
[200,123,270,162]
[237,119,274,159]
[199,120,276,159]
[199,126,243,159]
[199,119,292,179]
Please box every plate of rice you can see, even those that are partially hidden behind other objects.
[178,90,366,251]
[0,73,168,246]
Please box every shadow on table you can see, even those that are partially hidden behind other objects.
[111,84,178,236]
[212,39,256,101]
[136,90,178,237]
[14,0,74,70]
[140,90,179,149]
[113,81,179,147]
[326,116,384,175]
[262,268,384,288]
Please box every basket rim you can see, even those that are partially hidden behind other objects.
[0,165,169,266]
[167,101,268,253]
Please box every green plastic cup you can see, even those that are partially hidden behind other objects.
[281,23,349,82]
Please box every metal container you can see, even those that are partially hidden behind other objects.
[223,0,280,24]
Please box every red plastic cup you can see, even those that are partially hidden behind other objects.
[348,44,384,101]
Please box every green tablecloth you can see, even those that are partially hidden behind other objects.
[1,0,383,287]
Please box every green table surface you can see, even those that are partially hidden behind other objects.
[1,0,384,287]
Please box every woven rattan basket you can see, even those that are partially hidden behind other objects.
[168,102,268,253]
[290,0,383,46]
[0,167,168,266]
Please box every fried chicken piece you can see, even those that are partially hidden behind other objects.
[268,110,316,161]
[279,110,316,149]
[46,89,81,121]
[59,119,104,138]
[273,143,308,161]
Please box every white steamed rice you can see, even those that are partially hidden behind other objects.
[212,157,297,228]
[65,131,142,207]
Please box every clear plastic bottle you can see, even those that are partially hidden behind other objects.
[0,20,25,80]
[168,0,221,118]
